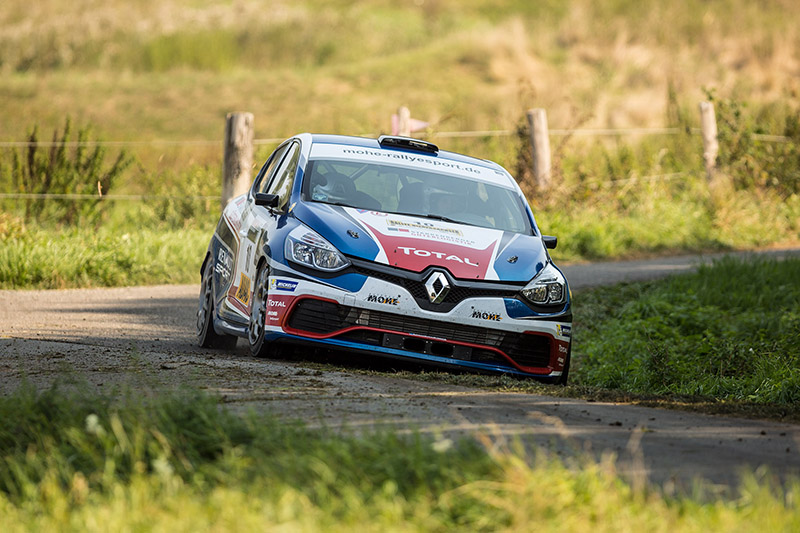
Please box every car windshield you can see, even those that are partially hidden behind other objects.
[303,159,532,234]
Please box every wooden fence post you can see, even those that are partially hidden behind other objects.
[699,101,718,182]
[222,112,254,210]
[526,108,551,190]
[397,106,411,137]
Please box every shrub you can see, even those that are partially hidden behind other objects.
[1,119,133,226]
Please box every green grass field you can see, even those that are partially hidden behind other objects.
[1,3,799,527]
[1,385,798,532]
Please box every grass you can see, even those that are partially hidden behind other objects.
[1,1,799,145]
[0,223,210,289]
[0,0,798,284]
[1,384,799,531]
[573,256,800,405]
[2,167,798,289]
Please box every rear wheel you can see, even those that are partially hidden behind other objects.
[197,257,237,349]
[249,263,276,358]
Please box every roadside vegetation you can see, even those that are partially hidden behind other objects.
[1,0,799,288]
[2,3,799,528]
[1,384,798,531]
[1,94,798,288]
[575,256,800,405]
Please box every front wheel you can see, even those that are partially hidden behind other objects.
[249,263,276,358]
[197,257,237,350]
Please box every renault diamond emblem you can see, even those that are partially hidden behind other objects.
[424,271,450,304]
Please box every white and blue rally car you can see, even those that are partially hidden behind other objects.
[197,134,572,383]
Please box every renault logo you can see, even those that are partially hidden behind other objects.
[424,271,450,304]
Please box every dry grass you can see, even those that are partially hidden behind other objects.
[1,0,798,151]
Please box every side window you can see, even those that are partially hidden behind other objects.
[253,143,291,195]
[265,142,301,210]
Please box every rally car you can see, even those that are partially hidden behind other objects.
[197,134,572,383]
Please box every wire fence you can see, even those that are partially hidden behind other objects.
[0,124,792,202]
[0,193,218,201]
[0,128,790,148]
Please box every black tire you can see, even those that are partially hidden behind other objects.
[197,257,238,350]
[248,262,275,358]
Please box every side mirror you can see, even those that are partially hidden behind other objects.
[543,235,558,249]
[254,193,280,208]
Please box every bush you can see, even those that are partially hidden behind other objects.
[1,119,133,226]
[710,89,800,196]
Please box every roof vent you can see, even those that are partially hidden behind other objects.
[378,135,438,154]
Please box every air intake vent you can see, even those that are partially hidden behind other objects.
[378,135,438,154]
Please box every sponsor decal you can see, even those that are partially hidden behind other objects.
[388,219,463,236]
[367,293,400,306]
[245,244,253,268]
[270,279,299,292]
[397,246,479,266]
[471,307,502,321]
[358,217,498,279]
[234,273,251,306]
[356,209,387,216]
[556,324,572,338]
[558,344,568,354]
[311,144,511,186]
[215,248,233,282]
[266,294,295,325]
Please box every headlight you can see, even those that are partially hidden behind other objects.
[285,226,350,272]
[520,262,567,305]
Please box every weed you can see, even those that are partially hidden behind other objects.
[1,119,133,226]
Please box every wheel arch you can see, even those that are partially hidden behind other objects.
[200,251,212,279]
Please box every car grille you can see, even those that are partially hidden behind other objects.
[287,298,551,369]
[351,264,521,312]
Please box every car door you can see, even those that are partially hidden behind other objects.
[226,140,301,318]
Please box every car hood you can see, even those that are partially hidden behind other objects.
[293,202,548,282]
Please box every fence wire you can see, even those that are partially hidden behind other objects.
[0,129,790,148]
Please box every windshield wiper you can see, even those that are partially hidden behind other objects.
[317,200,355,209]
[396,212,481,228]
[418,213,460,224]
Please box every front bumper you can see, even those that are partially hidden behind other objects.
[261,270,571,378]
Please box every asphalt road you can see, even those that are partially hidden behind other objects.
[2,246,799,492]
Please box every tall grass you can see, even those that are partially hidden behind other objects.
[0,224,210,289]
[574,257,800,404]
[1,384,798,531]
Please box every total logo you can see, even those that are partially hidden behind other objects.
[471,308,502,321]
[396,246,478,266]
[268,300,287,308]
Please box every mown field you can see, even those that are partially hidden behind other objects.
[2,0,800,527]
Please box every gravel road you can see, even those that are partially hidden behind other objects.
[2,247,799,491]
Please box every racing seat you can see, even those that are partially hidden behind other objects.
[315,171,380,210]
